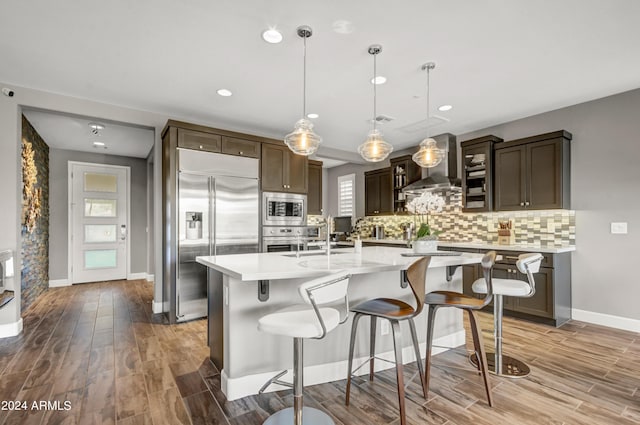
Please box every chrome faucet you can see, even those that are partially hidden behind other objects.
[325,215,332,256]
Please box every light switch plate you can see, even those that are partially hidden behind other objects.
[611,222,628,234]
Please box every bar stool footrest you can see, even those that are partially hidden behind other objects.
[263,407,335,425]
[259,370,292,394]
[469,352,530,378]
[349,356,395,377]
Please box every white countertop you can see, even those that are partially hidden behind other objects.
[356,238,575,254]
[196,246,486,281]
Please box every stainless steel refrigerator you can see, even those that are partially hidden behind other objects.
[174,148,259,322]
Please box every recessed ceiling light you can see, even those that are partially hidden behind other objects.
[438,104,453,111]
[217,89,233,97]
[88,122,105,130]
[93,141,105,147]
[370,76,387,85]
[307,113,319,119]
[262,29,283,44]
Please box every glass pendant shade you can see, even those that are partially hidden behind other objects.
[284,118,322,156]
[358,129,393,162]
[412,137,445,168]
[285,25,321,156]
[360,44,393,162]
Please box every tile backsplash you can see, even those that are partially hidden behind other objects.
[309,192,575,247]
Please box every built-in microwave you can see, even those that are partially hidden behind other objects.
[262,192,306,226]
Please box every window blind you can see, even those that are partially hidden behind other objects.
[338,174,355,216]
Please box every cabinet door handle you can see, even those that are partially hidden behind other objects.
[239,151,244,155]
[199,145,204,149]
[525,201,530,206]
[520,202,524,206]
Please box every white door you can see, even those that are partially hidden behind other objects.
[70,163,129,283]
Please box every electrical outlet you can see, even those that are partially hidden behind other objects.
[611,222,628,234]
[380,320,390,336]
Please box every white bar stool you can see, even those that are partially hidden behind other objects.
[471,252,543,377]
[257,272,351,425]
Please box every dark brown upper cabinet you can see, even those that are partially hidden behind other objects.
[261,143,308,194]
[177,128,221,153]
[307,160,323,215]
[364,167,392,216]
[461,135,502,212]
[221,136,260,158]
[389,155,422,214]
[494,130,571,211]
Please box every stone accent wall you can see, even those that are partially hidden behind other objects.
[309,191,575,247]
[21,115,49,313]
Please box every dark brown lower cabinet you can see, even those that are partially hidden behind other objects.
[441,247,571,327]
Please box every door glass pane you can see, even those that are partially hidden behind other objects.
[84,249,117,269]
[84,198,117,217]
[84,173,117,192]
[84,225,117,243]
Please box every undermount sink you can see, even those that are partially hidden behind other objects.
[281,251,346,258]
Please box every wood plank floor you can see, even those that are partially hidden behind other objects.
[0,279,638,425]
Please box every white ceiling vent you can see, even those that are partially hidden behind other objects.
[396,115,449,134]
[367,114,395,124]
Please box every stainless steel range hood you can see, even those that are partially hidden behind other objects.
[402,133,461,195]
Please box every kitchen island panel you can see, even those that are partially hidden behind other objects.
[219,267,464,401]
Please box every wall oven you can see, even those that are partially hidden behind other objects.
[261,226,320,253]
[262,192,306,226]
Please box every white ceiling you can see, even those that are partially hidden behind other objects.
[22,110,155,158]
[3,1,640,163]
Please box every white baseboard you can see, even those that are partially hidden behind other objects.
[0,318,23,338]
[152,300,163,314]
[127,273,147,281]
[222,330,465,401]
[49,279,71,288]
[145,273,154,282]
[572,308,640,333]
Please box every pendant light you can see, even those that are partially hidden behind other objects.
[284,25,322,156]
[358,45,393,162]
[412,62,445,168]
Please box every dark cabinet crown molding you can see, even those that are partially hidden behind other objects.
[495,130,572,150]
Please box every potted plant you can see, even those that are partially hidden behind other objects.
[406,191,445,253]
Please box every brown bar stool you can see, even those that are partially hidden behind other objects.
[423,251,497,407]
[345,257,430,425]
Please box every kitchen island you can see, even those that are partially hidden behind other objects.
[196,246,487,400]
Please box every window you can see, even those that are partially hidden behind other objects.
[337,174,355,216]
